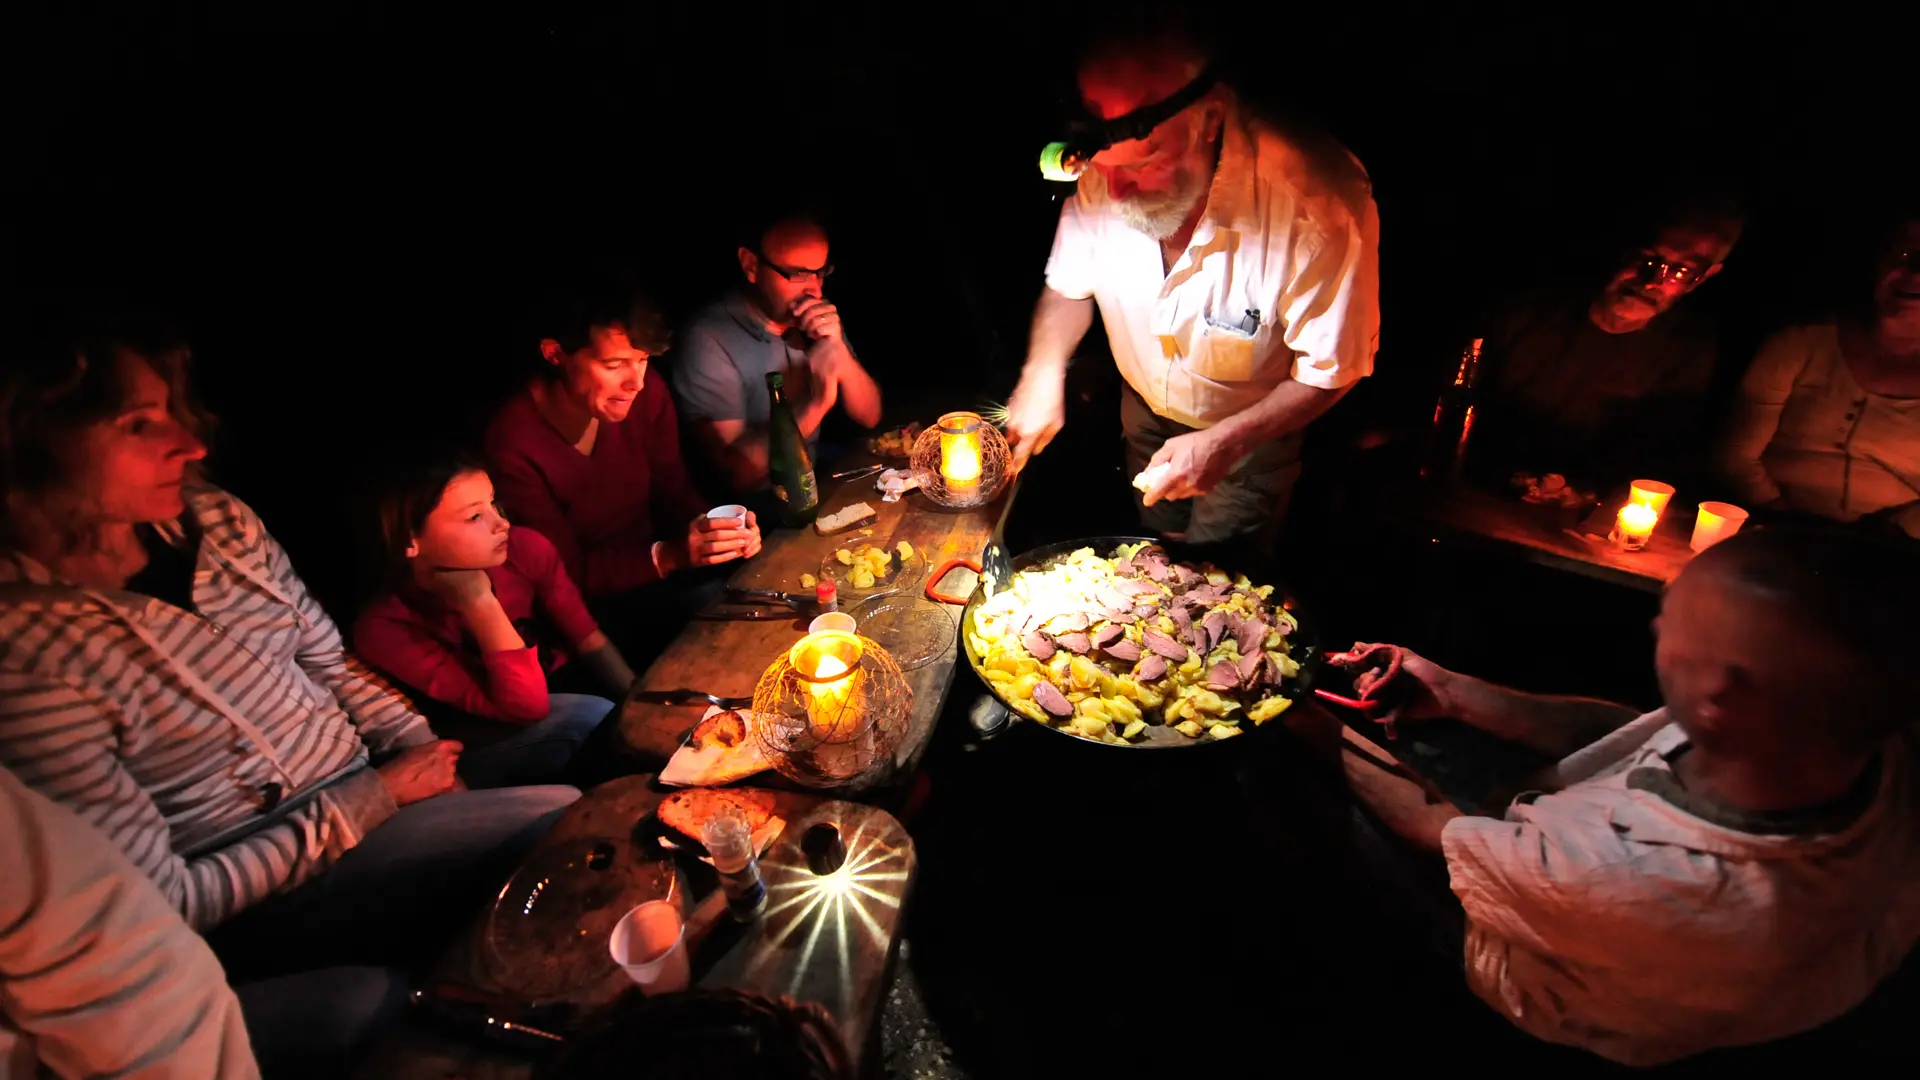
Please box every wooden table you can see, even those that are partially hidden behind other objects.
[620,461,1016,776]
[356,776,917,1078]
[1412,485,1695,593]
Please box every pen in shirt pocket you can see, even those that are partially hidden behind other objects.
[1206,308,1262,337]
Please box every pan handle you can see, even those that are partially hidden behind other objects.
[925,557,982,605]
[1312,688,1381,713]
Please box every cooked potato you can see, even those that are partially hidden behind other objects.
[1174,719,1205,739]
[1120,718,1148,740]
[1208,724,1243,740]
[800,573,817,589]
[984,669,1014,685]
[1248,696,1294,725]
[835,549,854,565]
[1009,673,1041,702]
[1009,699,1048,723]
[896,541,915,561]
[851,568,876,589]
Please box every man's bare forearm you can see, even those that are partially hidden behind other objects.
[1211,379,1351,457]
[836,355,883,428]
[1432,669,1641,758]
[1023,287,1094,375]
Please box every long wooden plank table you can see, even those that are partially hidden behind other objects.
[619,462,1015,777]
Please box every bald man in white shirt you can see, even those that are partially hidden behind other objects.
[1321,529,1920,1065]
[1005,34,1379,547]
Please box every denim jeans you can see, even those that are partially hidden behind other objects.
[457,693,616,788]
[213,783,580,1074]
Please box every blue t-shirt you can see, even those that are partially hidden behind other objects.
[668,291,816,441]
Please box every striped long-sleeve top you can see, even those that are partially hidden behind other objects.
[0,483,436,931]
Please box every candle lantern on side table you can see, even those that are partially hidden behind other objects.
[911,411,1012,508]
[751,630,912,790]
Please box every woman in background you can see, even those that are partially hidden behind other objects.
[1721,215,1920,538]
[354,457,633,788]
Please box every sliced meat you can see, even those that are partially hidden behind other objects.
[1201,610,1229,653]
[1206,661,1242,691]
[1134,655,1168,682]
[1172,564,1203,589]
[1032,680,1074,718]
[1090,624,1124,649]
[1104,639,1142,662]
[1094,584,1133,612]
[1169,604,1193,635]
[1185,625,1210,653]
[1142,630,1189,662]
[1236,649,1266,686]
[1047,611,1090,634]
[1102,609,1137,624]
[1185,584,1229,607]
[1023,630,1056,661]
[1142,559,1172,583]
[1113,555,1137,577]
[1234,617,1267,657]
[1263,654,1287,687]
[1054,632,1091,655]
[1117,579,1162,598]
[1132,603,1158,619]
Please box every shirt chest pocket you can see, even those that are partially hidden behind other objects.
[1185,310,1268,385]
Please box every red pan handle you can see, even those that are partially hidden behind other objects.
[925,557,982,604]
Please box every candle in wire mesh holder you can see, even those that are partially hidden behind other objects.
[910,411,1012,508]
[752,630,913,789]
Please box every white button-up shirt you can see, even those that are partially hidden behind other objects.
[1444,710,1920,1066]
[1044,92,1381,430]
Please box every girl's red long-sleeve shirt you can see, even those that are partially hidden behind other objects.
[353,527,602,722]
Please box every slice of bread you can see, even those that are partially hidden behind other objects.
[657,787,778,844]
[815,502,877,535]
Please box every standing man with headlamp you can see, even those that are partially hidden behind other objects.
[1005,33,1381,550]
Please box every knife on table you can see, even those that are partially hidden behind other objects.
[630,689,753,709]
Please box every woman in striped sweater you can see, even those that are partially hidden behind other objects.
[0,319,579,1072]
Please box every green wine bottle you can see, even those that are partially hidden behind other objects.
[765,372,819,527]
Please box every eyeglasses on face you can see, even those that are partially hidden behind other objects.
[1631,253,1713,289]
[757,252,834,284]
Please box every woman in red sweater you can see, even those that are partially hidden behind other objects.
[354,458,635,787]
[483,283,762,598]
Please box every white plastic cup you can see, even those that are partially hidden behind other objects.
[706,504,748,523]
[1691,502,1749,552]
[609,901,690,995]
[1628,480,1675,516]
[809,612,857,635]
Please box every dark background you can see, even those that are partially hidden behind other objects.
[14,0,1917,616]
[13,6,1920,1073]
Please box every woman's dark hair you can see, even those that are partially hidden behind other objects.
[0,314,210,536]
[536,272,673,360]
[546,988,852,1080]
[372,453,489,586]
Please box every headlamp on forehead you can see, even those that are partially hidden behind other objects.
[1038,66,1218,182]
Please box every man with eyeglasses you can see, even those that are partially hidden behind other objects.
[1004,30,1381,552]
[671,212,884,499]
[1471,196,1744,487]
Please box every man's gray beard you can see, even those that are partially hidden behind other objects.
[1083,168,1207,241]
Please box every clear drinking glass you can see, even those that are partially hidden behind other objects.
[701,805,767,921]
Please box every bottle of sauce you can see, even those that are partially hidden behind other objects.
[765,372,819,528]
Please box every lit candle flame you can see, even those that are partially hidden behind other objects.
[940,431,982,488]
[808,653,854,739]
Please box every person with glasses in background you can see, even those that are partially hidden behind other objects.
[668,209,883,502]
[1719,211,1920,539]
[1467,193,1745,490]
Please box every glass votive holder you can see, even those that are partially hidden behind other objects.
[1611,503,1658,551]
[1691,502,1749,552]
